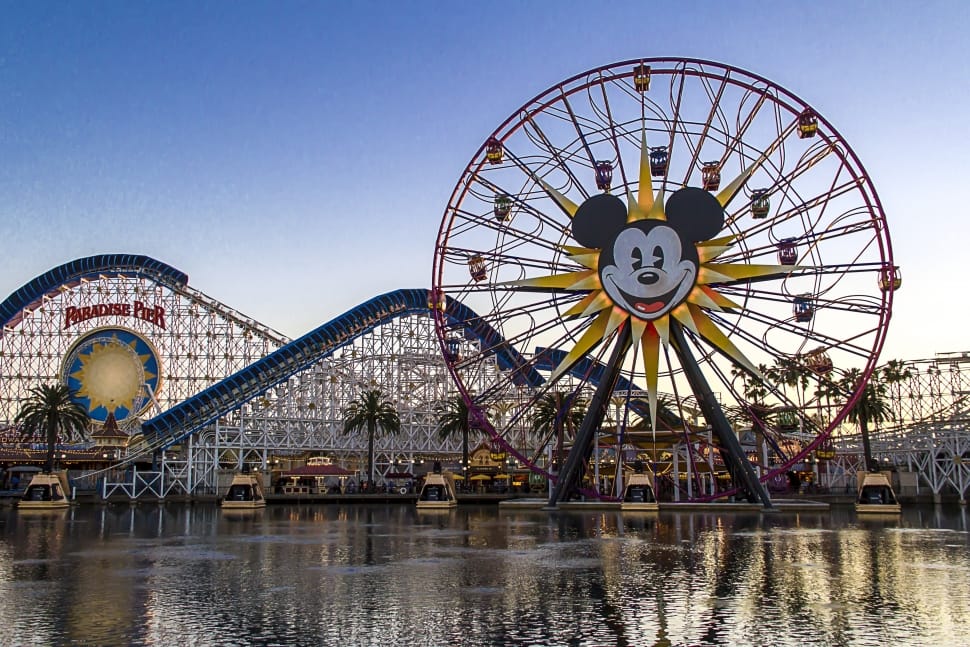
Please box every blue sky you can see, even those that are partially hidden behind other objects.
[1,1,967,362]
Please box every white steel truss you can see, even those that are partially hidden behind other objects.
[157,314,494,495]
[3,264,969,502]
[0,274,288,428]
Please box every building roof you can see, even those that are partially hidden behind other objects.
[91,412,129,441]
[283,464,355,477]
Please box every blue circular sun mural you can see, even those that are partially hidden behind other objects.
[61,327,161,424]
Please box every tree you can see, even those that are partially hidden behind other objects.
[529,391,586,472]
[434,395,482,481]
[342,389,401,487]
[15,383,90,473]
[841,360,911,471]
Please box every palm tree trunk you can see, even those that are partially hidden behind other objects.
[860,415,875,472]
[367,422,375,486]
[556,422,564,474]
[461,427,469,488]
[45,414,56,473]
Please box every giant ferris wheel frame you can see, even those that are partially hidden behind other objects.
[432,57,895,505]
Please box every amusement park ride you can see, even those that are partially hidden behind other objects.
[1,58,968,507]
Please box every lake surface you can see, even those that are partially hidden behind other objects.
[0,503,967,646]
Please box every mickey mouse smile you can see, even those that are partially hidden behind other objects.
[603,266,694,319]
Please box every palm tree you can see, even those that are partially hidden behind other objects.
[15,383,90,473]
[434,394,478,478]
[843,360,912,471]
[529,391,586,472]
[342,389,401,487]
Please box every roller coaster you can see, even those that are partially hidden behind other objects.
[0,253,967,503]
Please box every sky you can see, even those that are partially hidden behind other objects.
[1,0,967,363]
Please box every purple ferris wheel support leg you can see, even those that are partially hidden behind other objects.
[549,325,632,506]
[669,321,773,508]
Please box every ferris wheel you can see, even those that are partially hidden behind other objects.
[431,58,896,504]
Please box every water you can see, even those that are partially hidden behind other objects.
[0,503,968,647]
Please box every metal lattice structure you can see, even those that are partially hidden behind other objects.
[431,57,895,505]
[1,255,967,502]
[846,353,970,501]
[173,314,493,493]
[0,257,287,428]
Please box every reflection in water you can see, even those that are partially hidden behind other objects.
[0,504,967,646]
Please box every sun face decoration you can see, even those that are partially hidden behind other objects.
[506,130,795,431]
[62,328,160,423]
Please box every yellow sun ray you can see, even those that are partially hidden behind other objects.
[715,148,774,208]
[636,127,654,217]
[649,185,666,220]
[562,291,612,318]
[697,263,794,284]
[568,251,600,270]
[561,245,595,255]
[687,285,725,311]
[550,310,612,381]
[700,233,737,248]
[629,317,648,346]
[504,269,597,290]
[671,303,698,334]
[626,189,644,222]
[652,312,670,346]
[603,307,628,340]
[538,177,579,217]
[698,285,742,310]
[687,304,761,377]
[697,244,732,263]
[641,323,660,431]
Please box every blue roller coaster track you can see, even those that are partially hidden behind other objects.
[0,254,188,332]
[3,254,680,450]
[141,289,544,448]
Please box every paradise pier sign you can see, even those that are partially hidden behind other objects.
[64,301,166,330]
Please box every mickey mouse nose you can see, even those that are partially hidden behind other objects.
[637,271,660,286]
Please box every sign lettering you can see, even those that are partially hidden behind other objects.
[64,301,166,330]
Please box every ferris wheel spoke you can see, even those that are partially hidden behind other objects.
[719,182,871,263]
[450,199,562,246]
[677,70,731,187]
[468,175,576,239]
[518,116,593,202]
[657,65,689,192]
[556,90,602,185]
[593,74,632,190]
[706,304,878,362]
[732,85,772,150]
[434,58,893,505]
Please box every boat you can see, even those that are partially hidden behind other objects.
[17,471,71,510]
[855,471,901,514]
[416,471,458,509]
[221,472,266,509]
[620,472,659,511]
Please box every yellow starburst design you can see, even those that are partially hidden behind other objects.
[505,128,795,431]
[70,335,156,415]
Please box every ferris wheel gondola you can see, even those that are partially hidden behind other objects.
[432,58,895,505]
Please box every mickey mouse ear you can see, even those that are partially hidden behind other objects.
[664,187,725,242]
[571,194,627,248]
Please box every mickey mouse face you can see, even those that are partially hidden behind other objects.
[571,187,724,321]
[600,222,697,318]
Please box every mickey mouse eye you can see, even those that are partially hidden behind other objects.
[631,247,644,270]
[651,245,665,269]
